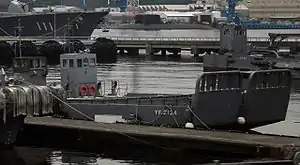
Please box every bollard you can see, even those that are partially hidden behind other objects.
[213,160,221,165]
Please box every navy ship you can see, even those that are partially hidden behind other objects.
[0,0,109,37]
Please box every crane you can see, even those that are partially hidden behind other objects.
[79,0,86,10]
[120,0,127,12]
[223,0,243,25]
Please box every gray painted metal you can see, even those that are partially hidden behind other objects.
[60,52,97,98]
[192,71,242,127]
[203,21,300,93]
[219,22,248,55]
[12,56,48,86]
[66,103,188,126]
[238,70,292,128]
[62,69,292,130]
[203,23,275,71]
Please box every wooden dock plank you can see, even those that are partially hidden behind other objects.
[24,117,300,159]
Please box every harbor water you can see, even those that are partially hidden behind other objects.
[4,29,300,164]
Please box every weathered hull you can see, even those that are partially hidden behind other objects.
[65,95,192,127]
[197,69,291,130]
[0,11,108,37]
[62,70,292,131]
[67,103,189,127]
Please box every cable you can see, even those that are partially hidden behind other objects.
[165,105,180,128]
[187,105,211,131]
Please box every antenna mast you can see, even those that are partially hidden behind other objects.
[14,19,24,57]
[54,13,56,39]
[64,18,72,52]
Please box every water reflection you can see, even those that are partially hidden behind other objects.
[7,146,250,165]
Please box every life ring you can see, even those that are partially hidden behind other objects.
[79,84,88,96]
[88,84,96,96]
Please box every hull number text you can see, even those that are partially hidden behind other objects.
[154,109,177,116]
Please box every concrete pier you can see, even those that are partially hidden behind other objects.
[1,35,300,56]
[24,116,300,162]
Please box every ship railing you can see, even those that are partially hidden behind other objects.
[96,80,128,97]
[2,35,300,43]
[104,36,300,42]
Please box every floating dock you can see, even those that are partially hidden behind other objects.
[23,116,300,163]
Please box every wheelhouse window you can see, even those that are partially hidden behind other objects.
[30,59,34,68]
[62,59,68,68]
[89,58,96,67]
[30,59,39,68]
[40,59,46,67]
[77,59,82,67]
[83,58,89,67]
[69,59,74,68]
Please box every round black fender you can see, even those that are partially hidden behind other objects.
[219,49,229,55]
[63,39,85,53]
[290,46,298,54]
[90,37,117,63]
[39,40,63,65]
[0,41,15,67]
[12,41,39,57]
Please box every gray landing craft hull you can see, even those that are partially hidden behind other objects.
[66,95,192,127]
[63,70,292,131]
[0,11,109,37]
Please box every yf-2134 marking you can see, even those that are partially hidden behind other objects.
[154,109,178,116]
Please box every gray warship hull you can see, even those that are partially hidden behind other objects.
[0,11,109,37]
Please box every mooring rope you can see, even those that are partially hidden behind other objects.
[19,79,182,151]
[187,105,211,131]
[165,105,180,128]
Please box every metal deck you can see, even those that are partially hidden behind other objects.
[24,117,300,160]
